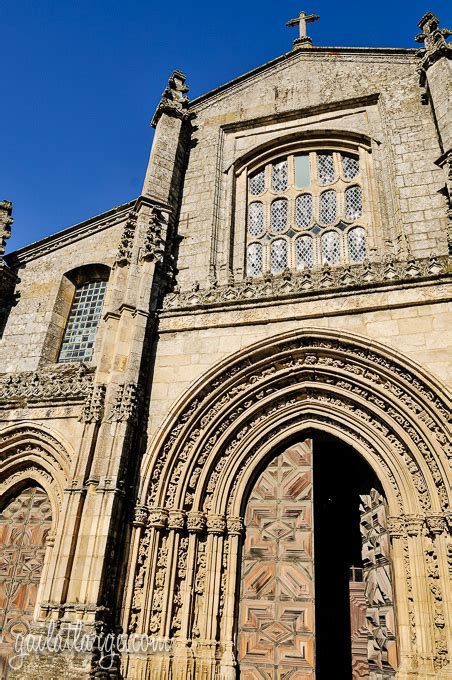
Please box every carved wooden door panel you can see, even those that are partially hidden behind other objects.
[238,441,315,680]
[0,485,52,672]
[360,489,397,680]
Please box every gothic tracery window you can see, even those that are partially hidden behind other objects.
[246,150,369,277]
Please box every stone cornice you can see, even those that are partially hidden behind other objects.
[5,199,138,268]
[161,255,449,314]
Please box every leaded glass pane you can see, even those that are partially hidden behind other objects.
[271,198,288,233]
[317,153,335,185]
[271,159,288,192]
[342,154,359,180]
[348,227,367,262]
[321,231,341,265]
[58,280,107,363]
[296,194,313,229]
[271,239,288,274]
[345,185,362,220]
[247,243,263,277]
[248,202,264,236]
[249,170,265,195]
[320,190,337,224]
[296,235,313,270]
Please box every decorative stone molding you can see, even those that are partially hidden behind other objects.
[227,516,244,536]
[151,70,190,128]
[162,255,447,312]
[115,209,138,267]
[425,513,448,536]
[79,383,106,423]
[0,364,95,408]
[387,516,406,539]
[140,209,167,264]
[404,515,425,537]
[107,382,143,423]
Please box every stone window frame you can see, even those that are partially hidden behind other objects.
[40,263,110,366]
[231,137,379,280]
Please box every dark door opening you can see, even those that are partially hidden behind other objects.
[313,433,383,680]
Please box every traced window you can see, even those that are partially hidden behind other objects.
[58,280,107,363]
[245,149,369,276]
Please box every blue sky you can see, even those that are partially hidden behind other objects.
[2,0,450,251]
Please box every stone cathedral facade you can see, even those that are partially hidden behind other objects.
[0,10,451,680]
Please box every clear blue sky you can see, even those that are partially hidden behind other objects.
[2,0,450,251]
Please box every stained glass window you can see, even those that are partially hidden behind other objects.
[321,231,341,265]
[271,160,288,192]
[271,239,288,274]
[296,194,313,229]
[348,227,367,262]
[247,242,263,277]
[248,202,264,236]
[58,280,106,363]
[296,236,314,270]
[271,199,288,233]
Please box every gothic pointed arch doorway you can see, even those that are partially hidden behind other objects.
[237,432,397,680]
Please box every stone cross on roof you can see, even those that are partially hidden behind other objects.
[287,11,320,49]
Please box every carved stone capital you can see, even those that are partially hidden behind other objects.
[425,513,448,536]
[133,505,149,528]
[148,508,168,529]
[404,514,425,537]
[206,514,226,535]
[168,510,186,531]
[227,516,245,536]
[187,511,206,533]
[387,516,406,539]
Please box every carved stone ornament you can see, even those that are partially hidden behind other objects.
[141,209,167,264]
[114,209,138,267]
[133,505,149,528]
[416,11,452,76]
[0,199,13,258]
[0,363,95,407]
[187,511,206,533]
[227,515,244,535]
[162,255,447,312]
[107,382,143,423]
[206,514,226,535]
[425,513,447,536]
[387,516,406,539]
[404,514,425,537]
[168,510,185,530]
[151,70,190,128]
[79,383,106,423]
[148,508,168,529]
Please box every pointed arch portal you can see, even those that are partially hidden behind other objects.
[122,328,450,680]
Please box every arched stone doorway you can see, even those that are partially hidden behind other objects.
[123,329,451,680]
[0,484,52,676]
[237,434,396,680]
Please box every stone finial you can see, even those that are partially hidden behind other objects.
[287,11,320,49]
[415,12,452,69]
[0,200,13,258]
[151,70,190,128]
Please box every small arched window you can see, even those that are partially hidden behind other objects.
[246,149,369,277]
[58,280,107,363]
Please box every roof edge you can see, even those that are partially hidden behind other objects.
[189,45,419,110]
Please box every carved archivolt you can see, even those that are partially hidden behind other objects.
[0,423,70,524]
[124,329,451,676]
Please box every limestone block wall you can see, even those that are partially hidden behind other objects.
[175,49,447,289]
[0,219,126,373]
